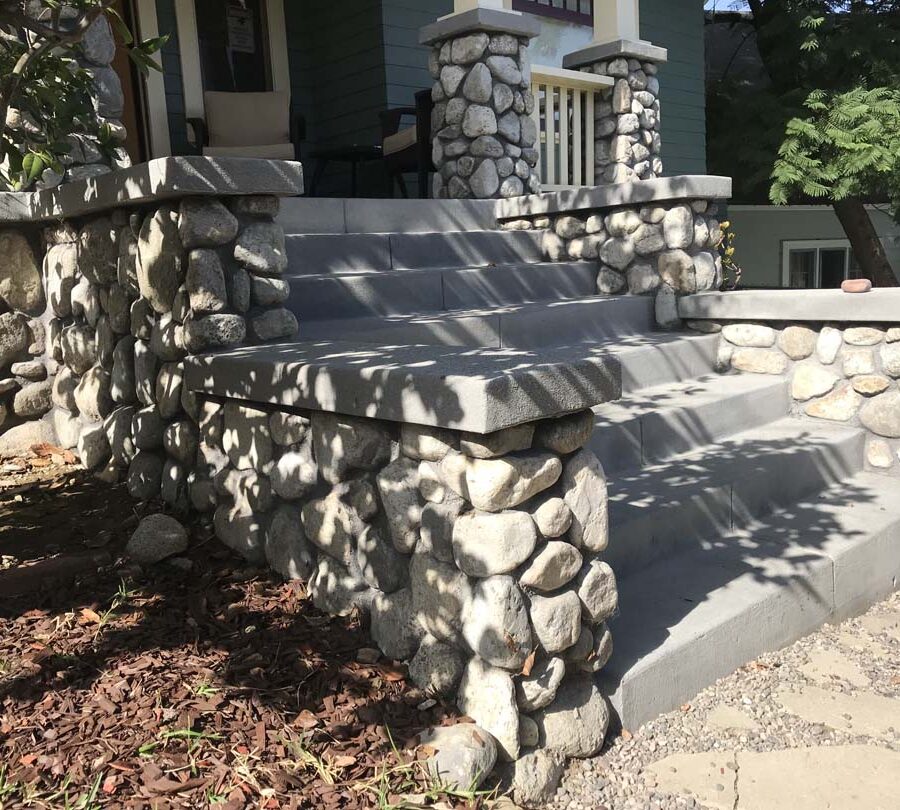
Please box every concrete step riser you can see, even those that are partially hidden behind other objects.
[285,230,545,274]
[297,296,658,349]
[592,380,792,475]
[285,262,598,320]
[604,427,866,579]
[615,335,718,393]
[277,198,499,235]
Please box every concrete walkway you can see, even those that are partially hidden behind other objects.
[549,591,900,810]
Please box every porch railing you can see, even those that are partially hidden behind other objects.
[530,65,614,190]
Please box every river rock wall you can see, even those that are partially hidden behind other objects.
[0,195,298,499]
[695,320,900,474]
[194,398,616,804]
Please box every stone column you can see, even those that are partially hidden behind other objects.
[420,8,542,199]
[564,39,668,184]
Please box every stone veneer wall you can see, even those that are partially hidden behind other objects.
[499,198,724,323]
[0,195,298,503]
[428,31,540,200]
[193,397,616,803]
[579,56,663,185]
[696,321,900,474]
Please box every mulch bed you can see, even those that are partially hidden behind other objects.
[0,456,486,809]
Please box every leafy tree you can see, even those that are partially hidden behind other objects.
[707,0,900,285]
[0,1,165,190]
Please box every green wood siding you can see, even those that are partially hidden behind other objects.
[381,0,451,109]
[640,0,707,175]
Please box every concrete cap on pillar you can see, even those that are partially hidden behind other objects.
[419,7,542,45]
[563,38,668,70]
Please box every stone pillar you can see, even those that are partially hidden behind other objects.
[420,8,542,199]
[564,39,668,184]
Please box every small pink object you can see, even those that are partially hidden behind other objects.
[841,278,872,293]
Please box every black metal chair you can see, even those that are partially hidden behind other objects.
[379,89,434,198]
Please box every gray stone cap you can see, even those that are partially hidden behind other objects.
[679,289,900,324]
[0,156,304,223]
[495,174,733,219]
[420,7,542,45]
[563,38,669,69]
[184,340,622,433]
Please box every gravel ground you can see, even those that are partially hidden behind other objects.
[549,590,900,810]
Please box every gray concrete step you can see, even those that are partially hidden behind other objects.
[285,261,598,319]
[591,374,792,475]
[284,230,545,274]
[602,471,900,730]
[604,417,866,579]
[296,295,660,347]
[277,197,499,235]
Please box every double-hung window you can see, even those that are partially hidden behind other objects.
[781,240,861,289]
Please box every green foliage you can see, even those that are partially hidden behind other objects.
[0,1,166,191]
[770,86,900,216]
[707,0,900,202]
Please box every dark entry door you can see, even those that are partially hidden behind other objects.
[194,0,271,93]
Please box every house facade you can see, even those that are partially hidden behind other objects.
[113,0,897,285]
[118,0,704,194]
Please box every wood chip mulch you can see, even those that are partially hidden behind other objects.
[0,459,483,810]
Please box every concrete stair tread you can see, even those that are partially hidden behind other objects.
[296,295,660,349]
[603,471,900,729]
[284,259,592,280]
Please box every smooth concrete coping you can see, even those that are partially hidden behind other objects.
[679,289,900,324]
[419,7,541,45]
[184,340,622,433]
[0,156,304,224]
[563,38,669,69]
[495,175,732,220]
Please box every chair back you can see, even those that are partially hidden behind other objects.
[204,90,290,148]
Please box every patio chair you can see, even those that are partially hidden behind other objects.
[187,90,305,160]
[380,89,433,198]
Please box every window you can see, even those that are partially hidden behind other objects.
[782,240,861,289]
[194,0,271,93]
[511,0,594,26]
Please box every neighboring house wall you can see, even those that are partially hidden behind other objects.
[728,206,900,287]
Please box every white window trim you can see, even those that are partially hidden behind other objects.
[781,238,852,288]
[174,0,291,130]
[134,0,171,158]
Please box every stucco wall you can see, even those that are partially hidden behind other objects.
[728,206,900,288]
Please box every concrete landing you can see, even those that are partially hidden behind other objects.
[183,340,622,433]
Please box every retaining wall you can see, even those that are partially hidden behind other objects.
[495,175,733,326]
[680,290,900,476]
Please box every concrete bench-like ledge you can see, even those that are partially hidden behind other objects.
[0,156,304,223]
[679,289,900,323]
[184,340,622,433]
[495,175,733,220]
